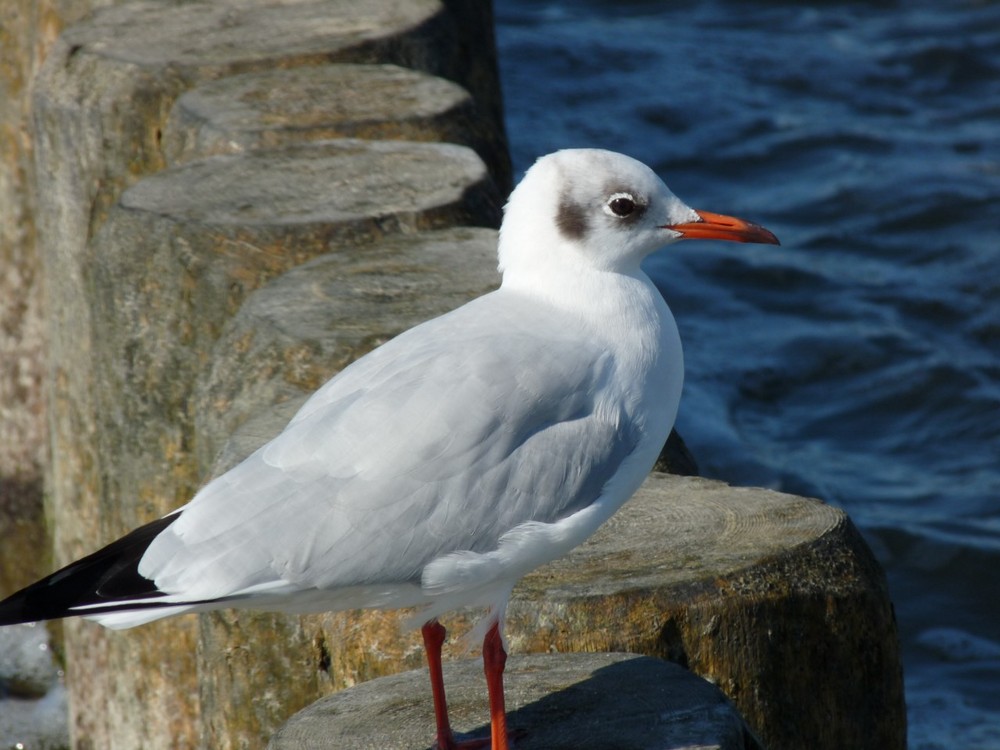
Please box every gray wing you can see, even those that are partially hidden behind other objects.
[139,293,640,600]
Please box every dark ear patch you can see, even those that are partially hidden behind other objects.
[556,196,588,240]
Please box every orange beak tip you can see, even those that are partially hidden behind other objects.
[666,209,781,246]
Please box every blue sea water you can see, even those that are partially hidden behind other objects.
[495,1,1000,746]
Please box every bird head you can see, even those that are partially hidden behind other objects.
[498,149,778,284]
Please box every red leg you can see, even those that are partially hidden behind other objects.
[482,621,510,750]
[421,619,503,750]
[422,619,459,750]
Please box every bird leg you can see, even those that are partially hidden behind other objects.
[422,619,462,750]
[421,619,509,750]
[482,621,510,750]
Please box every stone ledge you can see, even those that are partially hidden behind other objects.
[163,64,507,186]
[267,653,763,750]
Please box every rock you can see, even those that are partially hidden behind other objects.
[0,623,58,699]
[163,64,508,189]
[0,683,69,750]
[0,625,67,750]
[655,427,700,476]
[267,653,763,750]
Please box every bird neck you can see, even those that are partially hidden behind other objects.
[499,263,672,362]
[502,255,644,305]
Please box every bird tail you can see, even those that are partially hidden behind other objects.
[0,513,192,628]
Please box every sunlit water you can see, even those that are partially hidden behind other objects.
[496,1,1000,746]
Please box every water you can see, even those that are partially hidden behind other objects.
[495,1,1000,746]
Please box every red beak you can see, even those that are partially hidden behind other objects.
[664,210,780,245]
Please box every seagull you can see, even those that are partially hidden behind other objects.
[0,149,778,749]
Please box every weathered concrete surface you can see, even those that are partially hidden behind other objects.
[267,653,764,750]
[163,64,508,188]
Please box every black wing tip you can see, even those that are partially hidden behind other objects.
[0,592,67,625]
[0,513,181,626]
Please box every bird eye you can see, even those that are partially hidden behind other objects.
[607,195,636,218]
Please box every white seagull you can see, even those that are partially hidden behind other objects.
[0,149,778,749]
